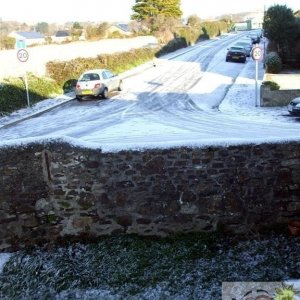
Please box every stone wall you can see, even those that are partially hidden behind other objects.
[0,141,300,250]
[260,85,300,107]
[261,72,300,107]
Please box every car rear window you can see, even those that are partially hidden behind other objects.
[230,47,244,51]
[80,73,100,81]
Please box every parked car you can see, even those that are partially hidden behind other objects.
[233,42,252,57]
[75,69,123,101]
[226,46,247,63]
[287,97,300,116]
[248,33,260,44]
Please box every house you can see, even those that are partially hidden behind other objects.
[106,23,132,37]
[234,11,264,31]
[52,30,71,43]
[8,31,45,47]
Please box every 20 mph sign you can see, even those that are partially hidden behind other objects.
[17,49,29,62]
[251,46,263,60]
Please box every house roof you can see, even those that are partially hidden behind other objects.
[55,30,70,37]
[16,31,44,39]
[113,23,131,33]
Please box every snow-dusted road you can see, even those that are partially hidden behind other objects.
[1,32,300,151]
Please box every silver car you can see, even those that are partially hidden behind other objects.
[288,97,300,116]
[75,69,123,101]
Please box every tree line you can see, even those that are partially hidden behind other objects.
[0,0,233,50]
[2,1,299,55]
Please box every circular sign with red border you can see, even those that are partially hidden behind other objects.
[251,46,263,60]
[17,49,29,62]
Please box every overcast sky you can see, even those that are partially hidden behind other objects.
[0,0,299,24]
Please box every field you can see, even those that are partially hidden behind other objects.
[0,36,158,79]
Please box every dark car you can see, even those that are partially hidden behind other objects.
[233,42,252,57]
[287,97,300,116]
[226,46,247,63]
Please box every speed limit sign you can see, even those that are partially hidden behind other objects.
[251,46,263,60]
[17,49,29,62]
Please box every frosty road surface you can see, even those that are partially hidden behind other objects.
[0,33,300,152]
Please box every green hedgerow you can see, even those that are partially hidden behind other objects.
[265,52,282,74]
[0,74,63,114]
[46,47,159,88]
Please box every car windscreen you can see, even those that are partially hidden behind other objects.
[229,47,244,51]
[79,73,100,81]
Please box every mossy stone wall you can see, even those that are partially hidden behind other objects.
[0,141,299,250]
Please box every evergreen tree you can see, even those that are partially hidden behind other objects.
[263,5,297,51]
[131,0,182,21]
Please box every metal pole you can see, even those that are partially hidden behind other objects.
[255,60,259,107]
[24,71,30,107]
[263,39,266,68]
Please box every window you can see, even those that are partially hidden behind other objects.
[80,73,99,81]
[104,71,114,79]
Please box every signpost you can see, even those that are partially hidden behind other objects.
[16,40,30,107]
[251,46,263,107]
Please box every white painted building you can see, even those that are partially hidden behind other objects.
[9,31,45,47]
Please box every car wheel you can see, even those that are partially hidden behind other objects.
[243,59,246,63]
[76,96,83,101]
[118,80,123,91]
[226,58,229,62]
[102,88,109,99]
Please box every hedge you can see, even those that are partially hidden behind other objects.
[46,47,160,89]
[0,74,62,114]
[261,80,280,90]
[265,52,282,74]
[155,38,188,57]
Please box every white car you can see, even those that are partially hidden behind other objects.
[75,69,123,101]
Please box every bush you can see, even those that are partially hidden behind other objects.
[201,21,228,39]
[261,80,280,90]
[46,47,159,87]
[265,52,282,73]
[107,31,125,39]
[178,27,200,46]
[0,36,15,50]
[0,74,63,114]
[155,38,188,57]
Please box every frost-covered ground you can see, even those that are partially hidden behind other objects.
[0,233,299,299]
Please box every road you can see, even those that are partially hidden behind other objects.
[1,32,300,152]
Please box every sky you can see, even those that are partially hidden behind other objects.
[0,0,299,24]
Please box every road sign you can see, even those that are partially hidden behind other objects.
[252,46,263,60]
[17,49,29,62]
[251,46,263,107]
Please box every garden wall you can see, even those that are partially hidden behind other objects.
[261,72,300,107]
[260,86,300,107]
[0,141,300,250]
